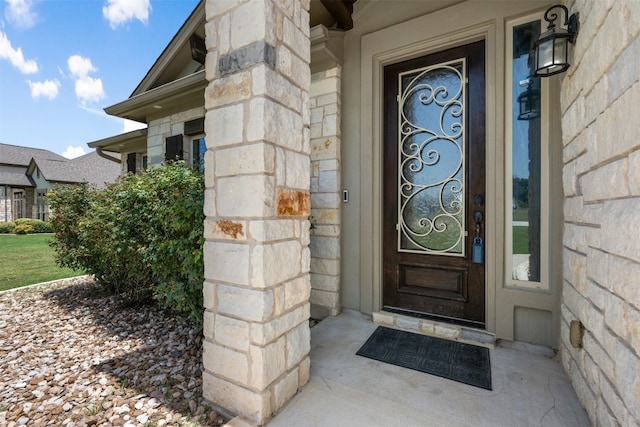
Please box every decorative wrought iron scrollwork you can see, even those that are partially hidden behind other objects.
[397,60,466,255]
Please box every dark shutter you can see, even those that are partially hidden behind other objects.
[165,135,184,162]
[127,153,137,173]
[184,117,205,136]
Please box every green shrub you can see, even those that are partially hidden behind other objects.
[15,218,53,233]
[47,162,204,323]
[13,224,34,234]
[0,222,15,234]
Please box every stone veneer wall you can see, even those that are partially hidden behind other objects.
[202,0,311,424]
[146,107,206,166]
[560,1,640,425]
[309,66,341,319]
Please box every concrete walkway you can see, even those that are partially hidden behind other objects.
[266,310,590,427]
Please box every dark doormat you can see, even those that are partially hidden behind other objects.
[356,326,492,390]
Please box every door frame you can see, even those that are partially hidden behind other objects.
[382,41,487,325]
[359,14,499,333]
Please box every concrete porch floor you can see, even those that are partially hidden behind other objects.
[266,310,590,427]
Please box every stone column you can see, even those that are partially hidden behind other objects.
[202,0,311,424]
[309,65,342,318]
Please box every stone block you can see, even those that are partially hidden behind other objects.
[311,192,340,209]
[322,114,338,136]
[217,284,274,322]
[282,16,310,62]
[203,311,215,339]
[204,242,249,285]
[216,143,275,177]
[581,159,629,202]
[301,246,310,274]
[202,373,271,424]
[285,322,310,369]
[615,340,640,420]
[601,198,640,263]
[311,136,339,160]
[310,288,339,309]
[396,316,419,331]
[284,276,311,311]
[310,258,339,276]
[203,341,249,384]
[311,224,340,237]
[584,279,606,311]
[205,104,244,147]
[251,240,302,288]
[249,219,296,242]
[298,355,310,387]
[214,314,250,351]
[310,273,339,292]
[629,150,640,195]
[318,170,339,192]
[203,191,217,219]
[206,71,252,108]
[599,376,632,427]
[220,41,276,76]
[252,65,301,111]
[248,97,303,151]
[420,321,435,335]
[276,189,310,217]
[285,150,311,189]
[217,175,275,217]
[586,247,608,288]
[206,219,247,241]
[273,369,299,412]
[203,281,217,310]
[584,329,615,381]
[309,236,339,259]
[603,293,627,339]
[249,338,286,390]
[609,255,640,311]
[434,324,460,339]
[229,0,268,50]
[250,303,309,346]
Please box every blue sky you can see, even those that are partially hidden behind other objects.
[0,0,199,158]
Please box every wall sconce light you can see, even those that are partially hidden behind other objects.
[517,79,541,120]
[533,5,579,77]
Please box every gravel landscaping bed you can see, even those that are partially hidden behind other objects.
[0,277,229,427]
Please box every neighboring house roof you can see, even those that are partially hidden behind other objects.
[0,143,120,189]
[25,152,121,189]
[0,143,67,167]
[0,171,34,187]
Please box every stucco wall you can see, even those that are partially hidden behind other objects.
[560,1,640,424]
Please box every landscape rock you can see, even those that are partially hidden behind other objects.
[0,278,229,426]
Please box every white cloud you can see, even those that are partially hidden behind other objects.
[4,0,37,29]
[62,145,86,159]
[102,0,151,29]
[28,79,60,100]
[0,31,38,73]
[67,55,105,104]
[67,55,96,78]
[74,76,105,104]
[123,119,146,132]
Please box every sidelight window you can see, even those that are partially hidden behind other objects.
[506,15,550,290]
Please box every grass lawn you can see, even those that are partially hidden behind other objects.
[512,226,530,254]
[0,234,82,291]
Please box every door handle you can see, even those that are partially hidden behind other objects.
[474,211,483,237]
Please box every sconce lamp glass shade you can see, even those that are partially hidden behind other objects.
[533,5,579,77]
[517,84,540,120]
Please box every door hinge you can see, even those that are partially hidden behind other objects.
[465,77,469,84]
[397,95,401,103]
[396,223,400,230]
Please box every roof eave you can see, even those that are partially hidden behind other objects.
[104,70,207,123]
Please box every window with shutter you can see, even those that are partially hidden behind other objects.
[127,153,137,173]
[165,135,184,162]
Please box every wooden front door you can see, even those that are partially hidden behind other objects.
[383,41,486,327]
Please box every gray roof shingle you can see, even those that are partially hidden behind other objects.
[0,143,67,167]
